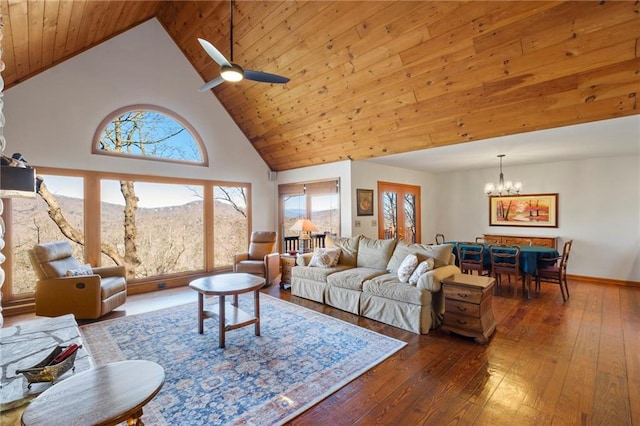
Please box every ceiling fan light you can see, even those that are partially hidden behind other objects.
[221,64,244,82]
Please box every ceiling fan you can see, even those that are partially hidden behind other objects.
[197,0,290,92]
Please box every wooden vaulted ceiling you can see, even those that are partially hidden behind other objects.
[1,1,639,172]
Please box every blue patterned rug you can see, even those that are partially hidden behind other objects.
[80,293,406,425]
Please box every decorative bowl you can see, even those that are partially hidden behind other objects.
[16,344,81,388]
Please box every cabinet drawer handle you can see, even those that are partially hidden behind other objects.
[456,306,467,312]
[456,319,468,325]
[457,293,468,298]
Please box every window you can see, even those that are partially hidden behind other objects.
[1,167,250,307]
[278,179,340,250]
[93,105,207,165]
[213,186,249,267]
[4,175,85,299]
[100,179,205,278]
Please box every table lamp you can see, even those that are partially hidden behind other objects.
[290,219,318,254]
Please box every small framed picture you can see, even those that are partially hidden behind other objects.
[356,189,374,216]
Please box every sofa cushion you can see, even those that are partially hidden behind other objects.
[326,235,360,267]
[387,241,454,272]
[45,257,83,279]
[363,273,430,305]
[397,254,418,283]
[101,276,127,299]
[292,264,351,283]
[309,247,341,268]
[235,260,267,275]
[357,236,397,269]
[32,241,74,263]
[327,267,387,291]
[248,231,276,260]
[408,258,435,285]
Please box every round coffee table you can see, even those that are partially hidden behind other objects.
[189,273,265,348]
[21,360,164,426]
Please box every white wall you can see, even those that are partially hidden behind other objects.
[351,161,438,242]
[435,156,640,282]
[3,19,275,230]
[277,160,440,242]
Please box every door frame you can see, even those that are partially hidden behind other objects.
[377,181,421,243]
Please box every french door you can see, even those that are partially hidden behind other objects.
[377,181,421,243]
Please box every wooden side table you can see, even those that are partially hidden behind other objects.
[189,273,264,348]
[441,274,496,344]
[280,254,297,290]
[21,360,164,426]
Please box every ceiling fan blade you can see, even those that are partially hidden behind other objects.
[197,38,231,67]
[198,76,225,92]
[244,69,290,84]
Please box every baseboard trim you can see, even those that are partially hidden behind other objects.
[1,301,35,317]
[568,274,640,287]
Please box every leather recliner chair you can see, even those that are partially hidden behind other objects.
[233,231,280,287]
[28,240,127,319]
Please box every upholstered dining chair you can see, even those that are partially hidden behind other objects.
[435,233,445,245]
[28,240,127,319]
[456,242,490,276]
[535,240,573,302]
[489,244,524,296]
[233,231,280,287]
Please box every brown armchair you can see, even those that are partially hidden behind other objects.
[28,240,127,319]
[233,231,279,287]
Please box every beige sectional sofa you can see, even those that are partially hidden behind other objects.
[291,235,460,334]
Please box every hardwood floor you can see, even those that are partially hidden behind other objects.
[4,278,638,425]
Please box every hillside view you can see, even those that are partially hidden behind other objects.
[10,194,247,295]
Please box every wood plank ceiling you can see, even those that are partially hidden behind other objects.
[1,1,639,172]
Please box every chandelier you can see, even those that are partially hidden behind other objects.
[484,154,522,196]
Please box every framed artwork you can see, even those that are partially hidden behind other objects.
[356,189,374,216]
[489,193,558,227]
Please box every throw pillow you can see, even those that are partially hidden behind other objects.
[309,248,341,268]
[66,263,93,277]
[397,254,418,283]
[408,258,435,285]
[326,235,360,267]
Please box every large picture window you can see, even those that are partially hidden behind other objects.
[213,186,249,267]
[100,180,205,278]
[3,174,85,300]
[1,167,250,308]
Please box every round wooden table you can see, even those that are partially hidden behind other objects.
[21,360,165,426]
[189,273,265,348]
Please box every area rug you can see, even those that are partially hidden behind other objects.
[80,293,406,425]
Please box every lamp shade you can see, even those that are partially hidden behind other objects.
[290,219,319,232]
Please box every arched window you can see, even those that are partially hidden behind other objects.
[93,105,207,166]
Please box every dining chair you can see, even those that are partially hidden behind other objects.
[475,237,485,243]
[535,240,573,302]
[456,242,490,276]
[489,244,525,296]
[435,233,445,245]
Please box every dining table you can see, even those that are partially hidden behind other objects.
[447,241,559,298]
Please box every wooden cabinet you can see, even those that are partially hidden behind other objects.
[483,234,557,249]
[280,254,297,289]
[441,274,496,344]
